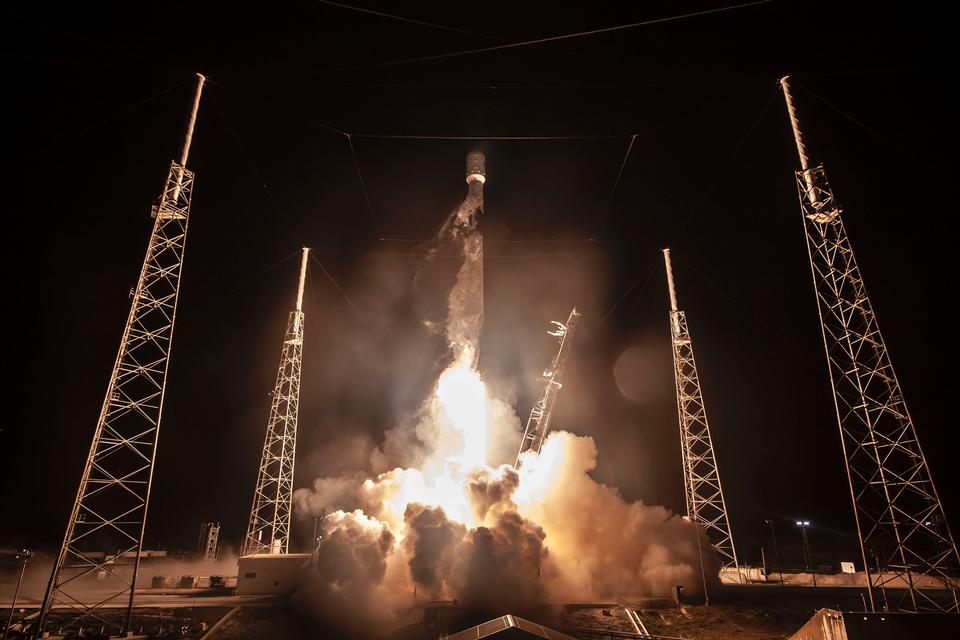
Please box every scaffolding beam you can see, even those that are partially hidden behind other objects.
[781,75,960,613]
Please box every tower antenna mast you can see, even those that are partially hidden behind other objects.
[781,75,959,612]
[243,247,310,555]
[663,248,741,581]
[38,73,206,635]
[515,307,581,468]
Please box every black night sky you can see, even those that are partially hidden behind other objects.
[2,1,955,573]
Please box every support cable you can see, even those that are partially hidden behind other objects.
[49,77,190,147]
[205,81,636,140]
[312,249,599,259]
[347,134,378,228]
[207,87,282,214]
[794,81,938,173]
[321,0,772,73]
[0,8,153,67]
[713,85,782,177]
[674,84,781,240]
[599,133,638,223]
[592,258,659,332]
[673,254,772,332]
[378,237,596,244]
[349,133,636,140]
[197,79,648,243]
[671,252,830,364]
[309,253,368,324]
[204,78,349,138]
[313,0,501,40]
[615,260,662,336]
[204,249,303,308]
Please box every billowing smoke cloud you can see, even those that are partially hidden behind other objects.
[466,465,519,523]
[294,430,712,632]
[400,465,548,614]
[448,510,547,613]
[515,431,717,600]
[293,510,401,634]
[403,504,465,596]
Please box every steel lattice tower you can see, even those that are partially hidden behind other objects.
[199,522,220,562]
[663,248,740,578]
[781,76,959,612]
[38,74,206,635]
[514,307,581,468]
[243,248,310,556]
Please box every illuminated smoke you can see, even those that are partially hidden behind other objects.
[293,510,403,634]
[515,431,718,600]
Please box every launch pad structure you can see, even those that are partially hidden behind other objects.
[243,248,310,557]
[662,248,740,581]
[515,308,582,468]
[36,74,206,636]
[781,76,960,613]
[198,522,221,563]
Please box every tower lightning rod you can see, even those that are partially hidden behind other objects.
[664,249,678,311]
[780,76,818,206]
[169,74,205,203]
[180,73,206,166]
[663,248,680,335]
[296,247,309,312]
[779,76,809,171]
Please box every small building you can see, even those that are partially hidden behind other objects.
[235,553,310,596]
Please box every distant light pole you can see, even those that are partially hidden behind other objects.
[764,519,785,586]
[796,521,817,587]
[4,549,31,640]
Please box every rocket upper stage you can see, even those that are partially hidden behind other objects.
[466,151,486,184]
[465,151,485,211]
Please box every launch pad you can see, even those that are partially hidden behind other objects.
[13,584,957,639]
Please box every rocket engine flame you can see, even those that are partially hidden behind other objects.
[436,346,488,471]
